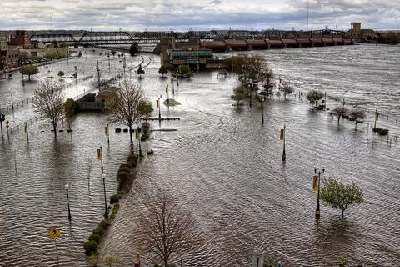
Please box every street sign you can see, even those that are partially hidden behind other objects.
[48,227,61,240]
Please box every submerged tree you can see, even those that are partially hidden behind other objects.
[107,78,144,153]
[231,85,245,107]
[138,99,153,121]
[20,64,38,81]
[158,65,168,77]
[32,81,65,137]
[135,192,205,267]
[320,177,364,218]
[349,109,366,130]
[306,90,324,108]
[262,68,275,95]
[137,64,145,78]
[280,82,294,99]
[330,107,349,123]
[130,43,138,56]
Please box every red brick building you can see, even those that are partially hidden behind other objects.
[0,49,20,70]
[9,30,32,48]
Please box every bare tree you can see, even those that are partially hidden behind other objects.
[330,107,349,123]
[32,81,65,137]
[136,193,205,267]
[349,108,366,130]
[280,82,294,99]
[107,78,144,152]
[260,68,274,95]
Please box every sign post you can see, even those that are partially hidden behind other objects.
[48,227,61,263]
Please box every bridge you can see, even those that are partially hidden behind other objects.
[29,29,347,46]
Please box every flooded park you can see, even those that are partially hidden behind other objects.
[0,44,399,266]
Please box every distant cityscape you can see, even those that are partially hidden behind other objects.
[1,23,399,74]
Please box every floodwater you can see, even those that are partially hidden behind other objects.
[1,44,400,267]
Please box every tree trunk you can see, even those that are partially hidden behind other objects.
[164,258,168,267]
[53,122,57,137]
[337,116,341,123]
[341,209,344,218]
[129,125,133,154]
[28,74,31,81]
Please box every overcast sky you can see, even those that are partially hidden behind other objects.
[0,0,399,31]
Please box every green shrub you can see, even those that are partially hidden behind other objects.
[83,240,98,255]
[127,155,138,167]
[87,253,98,266]
[117,171,129,183]
[372,127,389,135]
[111,204,120,219]
[92,226,104,235]
[89,233,101,243]
[112,203,120,213]
[100,219,110,229]
[110,203,120,220]
[110,194,120,204]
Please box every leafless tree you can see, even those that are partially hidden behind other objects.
[260,68,274,95]
[330,107,349,123]
[106,78,144,152]
[32,80,65,137]
[349,108,366,130]
[280,82,294,99]
[135,193,205,267]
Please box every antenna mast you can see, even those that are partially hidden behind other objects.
[307,0,309,31]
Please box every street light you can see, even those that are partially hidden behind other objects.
[101,173,108,219]
[314,167,325,220]
[156,95,162,121]
[280,123,286,161]
[96,61,101,91]
[260,95,265,125]
[105,123,110,144]
[65,183,72,221]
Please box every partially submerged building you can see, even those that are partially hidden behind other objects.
[157,37,224,69]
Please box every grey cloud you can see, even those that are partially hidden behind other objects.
[1,0,400,30]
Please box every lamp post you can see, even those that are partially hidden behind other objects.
[101,173,108,219]
[0,113,5,134]
[96,61,101,91]
[105,123,110,144]
[107,54,111,73]
[314,167,325,220]
[260,95,265,126]
[156,95,162,121]
[65,183,72,221]
[281,123,286,161]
